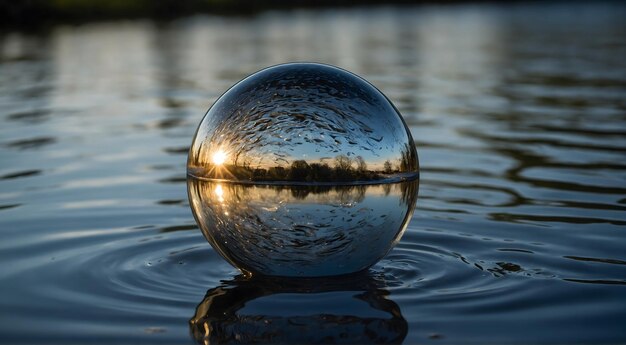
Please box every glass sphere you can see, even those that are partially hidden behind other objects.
[188,63,419,277]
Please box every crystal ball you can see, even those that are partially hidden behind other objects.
[187,62,419,277]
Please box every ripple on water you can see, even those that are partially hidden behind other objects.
[0,227,236,343]
[1,2,626,344]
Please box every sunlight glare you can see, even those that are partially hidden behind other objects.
[212,150,227,165]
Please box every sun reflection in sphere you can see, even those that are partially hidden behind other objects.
[214,184,225,203]
[212,150,227,166]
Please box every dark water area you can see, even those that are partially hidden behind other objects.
[1,2,625,344]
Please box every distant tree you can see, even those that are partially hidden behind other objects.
[309,162,332,181]
[335,155,352,171]
[252,168,267,180]
[290,160,311,181]
[399,142,417,172]
[268,166,287,180]
[334,155,353,180]
[383,160,393,174]
[355,156,367,174]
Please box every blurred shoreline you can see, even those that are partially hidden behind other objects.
[0,0,588,30]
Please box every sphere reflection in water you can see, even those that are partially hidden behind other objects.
[188,179,418,277]
[189,275,407,344]
[187,63,419,277]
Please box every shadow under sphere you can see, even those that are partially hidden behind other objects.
[189,274,408,344]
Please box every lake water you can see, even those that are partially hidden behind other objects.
[1,2,625,344]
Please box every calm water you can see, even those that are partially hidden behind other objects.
[1,2,626,344]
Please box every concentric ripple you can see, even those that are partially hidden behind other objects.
[1,2,626,344]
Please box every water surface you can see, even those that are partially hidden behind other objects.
[1,2,625,344]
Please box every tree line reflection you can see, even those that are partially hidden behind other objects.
[189,177,418,207]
